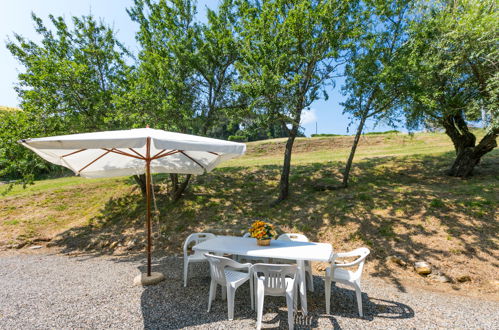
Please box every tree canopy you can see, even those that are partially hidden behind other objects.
[7,14,133,133]
[235,0,362,200]
[3,14,133,185]
[339,0,412,187]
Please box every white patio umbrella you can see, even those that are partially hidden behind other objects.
[19,127,246,284]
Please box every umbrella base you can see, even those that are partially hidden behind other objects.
[133,272,165,286]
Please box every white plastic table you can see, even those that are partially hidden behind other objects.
[193,236,333,314]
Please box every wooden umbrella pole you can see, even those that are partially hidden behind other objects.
[133,135,164,285]
[145,137,152,277]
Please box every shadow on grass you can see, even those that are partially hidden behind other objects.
[50,150,498,294]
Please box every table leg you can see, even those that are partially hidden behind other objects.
[297,259,308,315]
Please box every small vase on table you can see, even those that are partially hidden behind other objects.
[249,220,278,247]
[257,238,271,246]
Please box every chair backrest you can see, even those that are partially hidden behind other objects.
[252,263,298,295]
[353,247,370,277]
[183,233,216,258]
[277,233,309,242]
[204,253,245,285]
[333,247,370,279]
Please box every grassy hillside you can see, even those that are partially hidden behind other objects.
[1,132,498,296]
[0,105,22,112]
[227,131,457,167]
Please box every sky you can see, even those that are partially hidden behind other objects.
[0,0,397,136]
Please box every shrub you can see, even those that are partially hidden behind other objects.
[364,130,400,135]
[311,133,343,137]
[228,135,248,142]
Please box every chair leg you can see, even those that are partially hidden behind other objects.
[354,282,363,317]
[256,285,265,330]
[292,276,298,311]
[250,275,254,310]
[222,285,227,301]
[297,260,308,315]
[306,264,314,292]
[325,274,331,314]
[207,280,217,312]
[226,285,236,320]
[183,259,189,287]
[285,290,295,330]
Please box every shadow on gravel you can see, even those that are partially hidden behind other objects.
[137,258,414,329]
[308,279,414,329]
[139,258,255,329]
[322,285,414,322]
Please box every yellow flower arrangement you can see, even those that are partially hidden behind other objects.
[249,220,278,240]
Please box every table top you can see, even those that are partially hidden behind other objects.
[193,236,333,262]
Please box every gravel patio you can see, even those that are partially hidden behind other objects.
[0,252,497,329]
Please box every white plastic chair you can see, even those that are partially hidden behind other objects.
[276,233,314,292]
[324,247,370,317]
[204,253,253,320]
[183,233,216,287]
[278,233,309,242]
[252,263,298,330]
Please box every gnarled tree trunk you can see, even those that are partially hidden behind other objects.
[133,174,147,196]
[442,113,498,177]
[169,173,191,202]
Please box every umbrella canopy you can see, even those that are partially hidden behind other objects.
[19,128,246,281]
[20,128,246,178]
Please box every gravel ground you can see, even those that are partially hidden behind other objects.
[0,253,498,329]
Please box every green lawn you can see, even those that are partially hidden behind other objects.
[2,176,121,198]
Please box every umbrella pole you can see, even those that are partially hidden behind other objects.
[133,136,164,285]
[146,158,152,277]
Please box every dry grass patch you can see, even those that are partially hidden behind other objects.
[0,178,131,247]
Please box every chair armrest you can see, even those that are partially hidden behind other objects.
[225,259,252,271]
[334,259,362,268]
[336,249,362,258]
[333,248,370,268]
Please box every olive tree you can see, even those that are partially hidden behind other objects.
[401,0,498,177]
